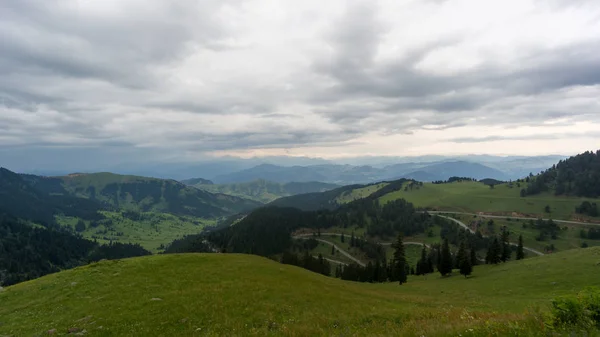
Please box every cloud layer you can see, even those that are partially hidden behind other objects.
[2,0,600,168]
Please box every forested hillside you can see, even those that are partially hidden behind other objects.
[522,150,600,197]
[0,168,105,225]
[185,179,338,203]
[207,187,429,257]
[21,172,261,218]
[0,214,150,286]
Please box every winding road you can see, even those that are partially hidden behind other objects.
[427,211,600,227]
[293,236,366,267]
[433,214,545,256]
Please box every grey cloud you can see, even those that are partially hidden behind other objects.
[310,1,600,133]
[449,131,600,143]
[1,0,600,165]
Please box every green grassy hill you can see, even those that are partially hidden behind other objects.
[29,172,262,217]
[379,181,596,221]
[2,248,599,336]
[187,179,338,203]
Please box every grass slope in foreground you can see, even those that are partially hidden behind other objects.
[2,248,600,336]
[380,181,596,221]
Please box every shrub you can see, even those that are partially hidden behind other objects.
[549,287,600,331]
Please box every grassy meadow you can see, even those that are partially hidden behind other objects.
[378,181,596,221]
[335,182,389,204]
[451,213,600,253]
[1,249,599,336]
[57,211,215,253]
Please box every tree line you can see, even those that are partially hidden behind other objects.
[520,150,600,198]
[0,213,150,286]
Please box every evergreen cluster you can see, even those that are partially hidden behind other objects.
[520,150,600,197]
[0,214,150,286]
[486,228,516,264]
[576,201,599,217]
[207,196,433,257]
[280,251,331,276]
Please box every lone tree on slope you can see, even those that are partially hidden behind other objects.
[392,233,408,285]
[516,234,525,260]
[438,238,453,276]
[460,253,473,278]
[500,228,511,262]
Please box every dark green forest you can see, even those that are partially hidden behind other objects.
[0,214,150,286]
[521,150,600,197]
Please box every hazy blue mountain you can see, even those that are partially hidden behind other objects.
[400,161,508,181]
[213,161,510,184]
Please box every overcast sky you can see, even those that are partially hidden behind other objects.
[2,0,600,169]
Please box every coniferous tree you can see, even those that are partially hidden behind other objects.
[486,237,502,264]
[459,254,472,278]
[455,240,467,269]
[416,244,427,275]
[501,228,511,262]
[439,238,453,276]
[392,233,407,284]
[470,248,477,266]
[516,234,525,260]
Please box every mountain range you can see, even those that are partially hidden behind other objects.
[211,160,514,185]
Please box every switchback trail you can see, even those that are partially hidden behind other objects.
[293,236,366,267]
[293,234,433,267]
[433,214,544,256]
[427,211,600,226]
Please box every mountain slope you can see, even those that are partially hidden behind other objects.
[401,161,508,182]
[23,172,261,218]
[0,214,150,286]
[523,150,600,197]
[0,168,105,225]
[185,179,339,203]
[1,248,598,336]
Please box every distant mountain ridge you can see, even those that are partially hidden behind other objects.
[184,179,339,203]
[213,161,510,185]
[1,168,261,224]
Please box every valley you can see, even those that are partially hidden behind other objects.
[2,151,600,336]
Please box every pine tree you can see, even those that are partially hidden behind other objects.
[501,228,511,262]
[470,248,477,266]
[516,234,525,260]
[486,237,502,264]
[459,254,473,278]
[439,238,453,276]
[392,233,407,284]
[455,241,467,269]
[416,244,427,275]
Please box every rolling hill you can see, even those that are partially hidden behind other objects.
[378,180,596,221]
[1,249,599,336]
[1,168,262,253]
[22,172,261,218]
[184,179,339,203]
